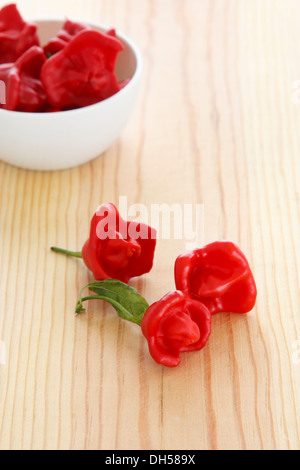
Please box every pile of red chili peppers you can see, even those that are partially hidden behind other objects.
[0,4,128,112]
[51,203,257,368]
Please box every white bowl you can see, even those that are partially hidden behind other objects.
[0,19,142,171]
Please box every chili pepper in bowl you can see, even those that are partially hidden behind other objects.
[41,29,125,109]
[43,19,90,57]
[0,4,131,116]
[0,45,47,112]
[0,3,39,64]
[43,20,119,58]
[174,241,257,314]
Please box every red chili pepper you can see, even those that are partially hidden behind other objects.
[0,3,39,64]
[0,45,47,112]
[106,28,116,37]
[43,19,89,57]
[43,21,118,58]
[82,203,156,283]
[174,241,257,314]
[40,29,124,109]
[51,203,157,284]
[141,290,211,367]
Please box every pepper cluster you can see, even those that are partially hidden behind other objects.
[142,240,257,366]
[0,4,128,112]
[52,203,257,368]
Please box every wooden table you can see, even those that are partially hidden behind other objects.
[0,0,300,450]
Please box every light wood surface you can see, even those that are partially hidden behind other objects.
[0,0,300,450]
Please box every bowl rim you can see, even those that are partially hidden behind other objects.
[0,17,143,118]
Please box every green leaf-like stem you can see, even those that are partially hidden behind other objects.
[75,279,149,326]
[51,246,82,258]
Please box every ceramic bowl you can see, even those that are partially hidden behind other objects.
[0,19,142,171]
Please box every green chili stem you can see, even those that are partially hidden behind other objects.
[75,292,143,325]
[79,295,105,302]
[51,246,82,258]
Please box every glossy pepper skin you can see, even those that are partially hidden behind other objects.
[141,290,211,367]
[40,29,124,109]
[0,4,39,64]
[82,203,157,284]
[43,19,89,57]
[43,21,118,57]
[174,241,257,314]
[0,45,47,112]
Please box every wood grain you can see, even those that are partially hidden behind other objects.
[0,0,300,450]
